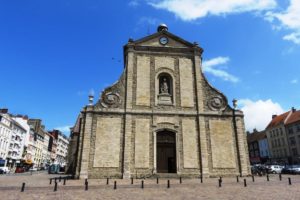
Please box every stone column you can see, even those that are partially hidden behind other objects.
[79,107,93,179]
[122,47,134,178]
[123,114,133,178]
[236,114,251,176]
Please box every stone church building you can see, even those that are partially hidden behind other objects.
[68,24,250,179]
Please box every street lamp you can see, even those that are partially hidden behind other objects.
[233,99,242,177]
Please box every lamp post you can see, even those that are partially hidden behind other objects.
[233,99,242,177]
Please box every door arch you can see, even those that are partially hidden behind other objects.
[156,130,177,173]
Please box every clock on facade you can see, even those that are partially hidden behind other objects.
[159,37,168,45]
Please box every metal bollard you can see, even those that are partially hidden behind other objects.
[167,180,170,189]
[141,180,144,189]
[50,179,52,185]
[288,177,292,185]
[54,182,58,192]
[220,177,222,183]
[21,183,25,192]
[59,176,61,182]
[107,178,109,185]
[131,178,133,185]
[180,177,182,184]
[55,177,57,183]
[64,178,66,185]
[252,175,255,182]
[85,178,88,185]
[237,176,239,183]
[85,181,88,191]
[219,179,222,188]
[157,177,159,184]
[114,181,117,190]
[279,174,282,181]
[244,179,247,187]
[200,175,203,183]
[267,174,269,182]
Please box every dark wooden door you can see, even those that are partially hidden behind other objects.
[157,131,176,173]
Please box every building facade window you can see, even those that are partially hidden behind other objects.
[290,137,296,146]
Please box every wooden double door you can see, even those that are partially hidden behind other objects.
[157,131,177,173]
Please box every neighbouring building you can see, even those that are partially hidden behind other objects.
[265,107,300,164]
[247,129,269,164]
[0,109,12,167]
[285,108,300,164]
[49,129,69,167]
[70,24,250,179]
[6,118,27,168]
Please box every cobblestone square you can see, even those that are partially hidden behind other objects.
[1,173,300,200]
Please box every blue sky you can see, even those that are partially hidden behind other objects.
[0,0,299,134]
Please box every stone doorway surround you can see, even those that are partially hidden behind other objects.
[153,129,179,174]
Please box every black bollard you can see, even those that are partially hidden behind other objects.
[200,175,203,183]
[59,176,61,182]
[167,180,170,189]
[55,177,57,183]
[21,183,25,192]
[85,181,88,191]
[131,178,133,185]
[114,181,117,190]
[107,178,109,185]
[267,174,269,182]
[50,179,52,185]
[237,176,239,183]
[157,177,159,184]
[220,177,222,183]
[180,177,182,184]
[252,175,255,182]
[64,178,66,185]
[244,179,247,187]
[54,182,58,192]
[279,174,282,181]
[141,180,144,189]
[288,177,292,185]
[219,179,222,188]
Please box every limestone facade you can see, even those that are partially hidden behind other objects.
[70,25,251,179]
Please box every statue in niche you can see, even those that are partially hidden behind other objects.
[160,78,169,94]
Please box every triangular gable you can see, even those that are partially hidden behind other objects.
[133,31,196,48]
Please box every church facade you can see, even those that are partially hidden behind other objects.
[69,25,251,179]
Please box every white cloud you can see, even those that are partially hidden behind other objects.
[266,0,300,44]
[147,0,277,21]
[291,79,298,84]
[55,125,72,134]
[202,56,239,83]
[239,99,284,131]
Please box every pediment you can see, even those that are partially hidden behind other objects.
[132,31,196,48]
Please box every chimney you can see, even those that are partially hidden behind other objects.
[0,108,8,114]
[292,107,296,113]
[272,114,277,119]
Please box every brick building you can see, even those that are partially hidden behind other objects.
[70,24,250,179]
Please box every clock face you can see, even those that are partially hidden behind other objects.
[159,37,168,45]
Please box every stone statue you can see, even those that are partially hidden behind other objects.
[160,78,169,94]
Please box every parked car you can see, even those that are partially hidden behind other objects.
[251,164,267,176]
[29,167,38,172]
[282,165,300,174]
[0,168,4,174]
[15,167,26,173]
[48,164,61,174]
[266,165,284,174]
[0,167,10,174]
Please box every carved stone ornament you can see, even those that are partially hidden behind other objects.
[208,96,226,111]
[101,92,121,108]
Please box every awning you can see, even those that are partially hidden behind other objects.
[24,159,33,165]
